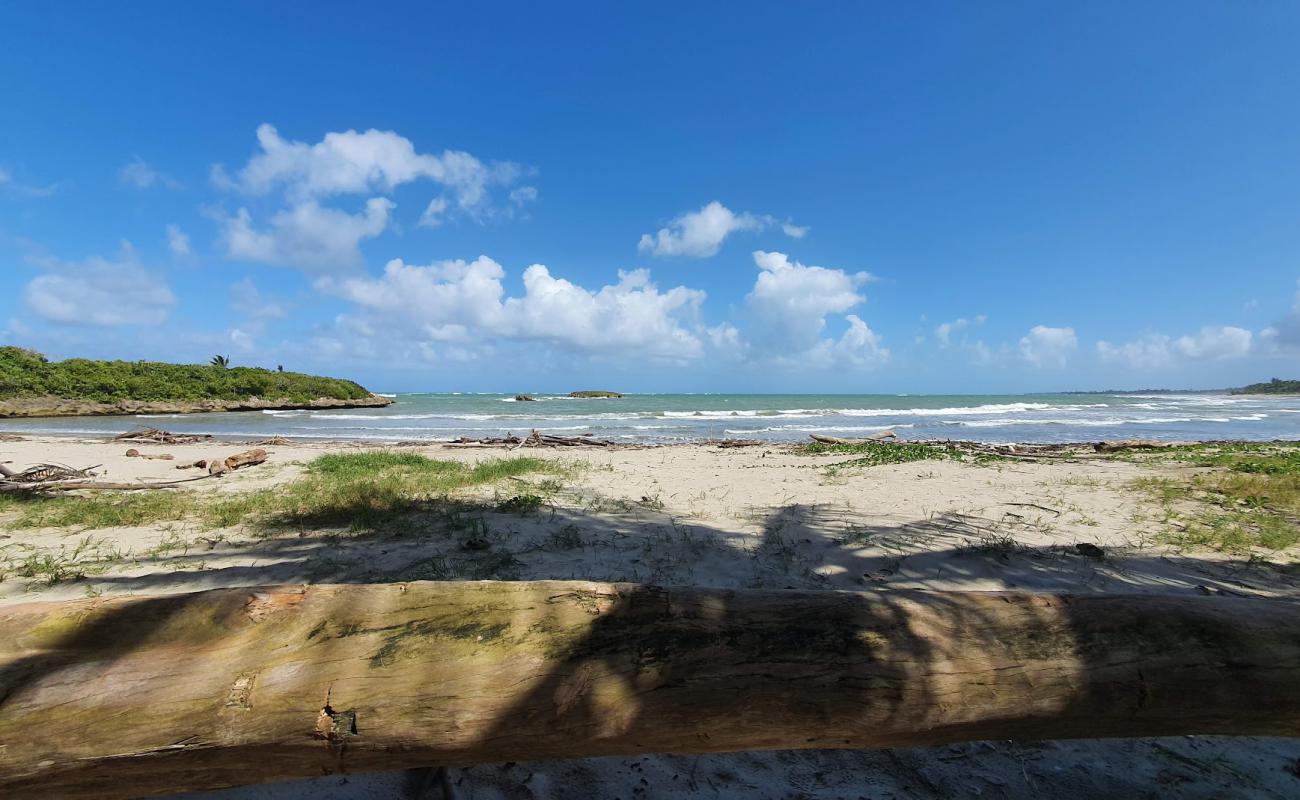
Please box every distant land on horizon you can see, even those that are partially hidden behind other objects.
[0,347,391,418]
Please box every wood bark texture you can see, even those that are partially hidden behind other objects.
[1,581,1298,798]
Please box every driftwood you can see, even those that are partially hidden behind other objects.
[809,431,897,445]
[449,430,619,449]
[208,448,269,476]
[705,439,766,448]
[0,433,24,442]
[1093,438,1198,453]
[0,463,98,484]
[125,449,175,460]
[176,459,209,470]
[1,581,1299,799]
[112,427,214,445]
[251,436,292,446]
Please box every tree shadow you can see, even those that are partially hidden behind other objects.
[2,494,1299,798]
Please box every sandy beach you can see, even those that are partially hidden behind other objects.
[2,433,1298,798]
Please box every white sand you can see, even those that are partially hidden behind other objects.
[3,434,1298,798]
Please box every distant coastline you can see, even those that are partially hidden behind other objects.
[0,347,390,419]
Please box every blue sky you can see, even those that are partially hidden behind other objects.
[2,2,1298,393]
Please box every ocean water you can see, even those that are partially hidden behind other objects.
[1,392,1297,444]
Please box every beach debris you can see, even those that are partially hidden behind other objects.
[1004,502,1061,516]
[1093,438,1197,453]
[0,433,25,442]
[0,460,220,492]
[1074,542,1106,560]
[514,394,537,402]
[251,436,292,446]
[448,429,620,448]
[810,431,897,445]
[176,459,209,470]
[112,427,214,445]
[125,449,175,460]
[0,462,98,484]
[208,448,269,476]
[706,439,766,448]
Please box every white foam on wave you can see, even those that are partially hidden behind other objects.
[724,424,913,434]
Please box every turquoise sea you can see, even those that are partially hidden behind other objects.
[2,392,1297,444]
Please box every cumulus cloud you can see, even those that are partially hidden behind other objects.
[638,202,806,258]
[166,224,191,256]
[322,256,707,361]
[810,314,889,367]
[745,250,873,349]
[1171,326,1252,360]
[119,157,179,189]
[23,242,175,326]
[212,124,532,271]
[934,315,987,347]
[216,123,525,214]
[221,198,394,271]
[1018,325,1077,368]
[1097,326,1254,368]
[1260,281,1300,351]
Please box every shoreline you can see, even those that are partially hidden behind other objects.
[2,427,1298,450]
[0,393,394,419]
[2,433,1298,799]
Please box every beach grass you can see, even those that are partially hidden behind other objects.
[1127,443,1300,554]
[1,452,568,536]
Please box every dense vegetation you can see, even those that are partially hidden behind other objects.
[1232,378,1300,395]
[0,347,375,404]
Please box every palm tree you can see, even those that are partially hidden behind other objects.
[210,355,231,368]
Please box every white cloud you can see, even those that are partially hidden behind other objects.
[746,250,873,350]
[230,279,286,321]
[217,123,525,215]
[934,315,987,347]
[1173,326,1253,360]
[1018,325,1077,368]
[639,201,767,258]
[23,242,175,327]
[166,224,191,256]
[418,197,449,228]
[1097,325,1254,368]
[323,256,707,361]
[1096,334,1175,369]
[1260,281,1300,351]
[119,157,179,189]
[815,314,889,367]
[781,221,809,239]
[637,202,807,258]
[510,186,538,206]
[0,167,59,197]
[221,198,394,271]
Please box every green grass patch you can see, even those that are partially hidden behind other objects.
[795,441,958,472]
[1129,445,1300,555]
[0,452,567,536]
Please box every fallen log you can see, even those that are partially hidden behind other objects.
[208,448,269,475]
[1,582,1298,798]
[112,427,213,445]
[810,431,896,445]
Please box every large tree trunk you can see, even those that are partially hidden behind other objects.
[1,582,1298,798]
